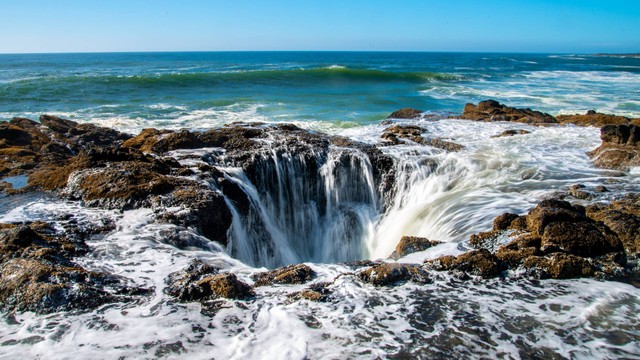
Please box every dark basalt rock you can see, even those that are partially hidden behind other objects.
[458,100,557,124]
[380,124,464,151]
[588,124,640,170]
[429,249,502,278]
[0,223,146,314]
[358,263,430,286]
[166,259,254,302]
[387,108,424,119]
[454,196,635,280]
[253,264,316,287]
[491,129,531,138]
[522,253,595,279]
[389,236,441,260]
[556,110,640,127]
[586,194,640,255]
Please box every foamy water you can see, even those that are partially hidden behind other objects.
[1,117,639,359]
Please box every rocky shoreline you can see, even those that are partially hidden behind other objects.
[1,100,639,314]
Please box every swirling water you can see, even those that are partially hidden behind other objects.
[1,52,640,359]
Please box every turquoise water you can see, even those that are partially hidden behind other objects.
[1,52,639,132]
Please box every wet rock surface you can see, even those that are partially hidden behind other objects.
[387,108,424,119]
[358,263,430,286]
[588,124,640,170]
[253,264,316,287]
[0,222,147,314]
[166,259,254,302]
[389,236,442,259]
[381,124,464,151]
[556,110,640,127]
[458,100,557,124]
[491,129,531,138]
[433,197,638,280]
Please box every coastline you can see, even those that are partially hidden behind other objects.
[1,100,639,358]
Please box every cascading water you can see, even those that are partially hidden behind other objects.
[208,142,382,268]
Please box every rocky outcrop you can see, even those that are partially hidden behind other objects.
[428,249,501,278]
[387,108,424,119]
[253,264,316,287]
[557,110,640,127]
[358,263,430,286]
[458,100,557,124]
[0,222,146,314]
[432,198,634,280]
[165,259,254,302]
[588,124,640,170]
[586,194,640,255]
[389,236,441,259]
[491,129,531,138]
[380,124,464,151]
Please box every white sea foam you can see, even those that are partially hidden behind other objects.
[1,116,640,359]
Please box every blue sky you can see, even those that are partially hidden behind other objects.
[1,0,638,53]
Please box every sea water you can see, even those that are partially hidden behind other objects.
[0,52,639,359]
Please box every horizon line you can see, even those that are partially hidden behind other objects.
[0,49,618,56]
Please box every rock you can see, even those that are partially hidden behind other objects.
[358,263,429,286]
[568,184,594,200]
[586,194,640,255]
[491,129,531,138]
[522,253,594,279]
[540,221,622,257]
[525,199,586,235]
[492,213,528,231]
[422,138,465,152]
[556,111,640,127]
[380,125,463,151]
[429,249,501,278]
[588,124,640,170]
[253,264,316,287]
[290,282,333,302]
[381,125,426,145]
[155,187,232,245]
[389,236,441,259]
[387,108,424,119]
[0,223,144,314]
[458,100,557,124]
[166,259,254,302]
[495,236,542,268]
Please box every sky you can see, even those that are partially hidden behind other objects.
[0,0,638,54]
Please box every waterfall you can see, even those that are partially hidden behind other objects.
[211,144,381,268]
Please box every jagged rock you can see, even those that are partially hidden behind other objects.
[380,124,464,151]
[522,253,594,279]
[540,221,622,257]
[389,236,441,259]
[422,138,464,152]
[458,100,557,124]
[0,223,145,314]
[429,249,501,278]
[569,184,594,200]
[381,124,426,145]
[491,129,531,138]
[156,188,232,245]
[556,110,640,127]
[492,213,528,231]
[586,194,640,255]
[588,124,640,170]
[495,235,542,268]
[253,264,316,287]
[358,263,430,286]
[387,108,424,119]
[290,282,333,302]
[166,259,254,302]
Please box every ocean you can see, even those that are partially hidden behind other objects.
[1,52,639,359]
[1,52,640,133]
